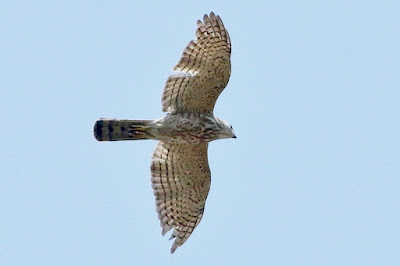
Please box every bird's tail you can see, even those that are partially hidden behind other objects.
[94,119,154,141]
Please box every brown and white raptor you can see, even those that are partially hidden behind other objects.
[94,12,235,253]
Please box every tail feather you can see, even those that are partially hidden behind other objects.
[94,119,154,141]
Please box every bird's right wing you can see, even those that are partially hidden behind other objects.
[161,12,231,114]
[150,141,211,253]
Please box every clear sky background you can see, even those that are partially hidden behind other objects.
[1,1,399,265]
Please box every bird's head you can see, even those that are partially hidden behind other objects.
[216,118,236,139]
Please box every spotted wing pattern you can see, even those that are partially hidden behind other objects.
[150,141,211,253]
[162,12,231,114]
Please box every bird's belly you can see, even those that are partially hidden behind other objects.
[159,131,211,144]
[155,114,219,144]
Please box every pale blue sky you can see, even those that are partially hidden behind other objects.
[1,1,399,265]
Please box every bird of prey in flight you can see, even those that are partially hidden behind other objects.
[94,12,235,253]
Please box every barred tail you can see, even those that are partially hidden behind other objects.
[94,119,154,141]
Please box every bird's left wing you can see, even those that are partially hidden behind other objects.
[151,141,211,253]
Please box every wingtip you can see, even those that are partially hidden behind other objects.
[170,243,178,254]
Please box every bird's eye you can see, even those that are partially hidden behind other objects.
[230,125,233,129]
